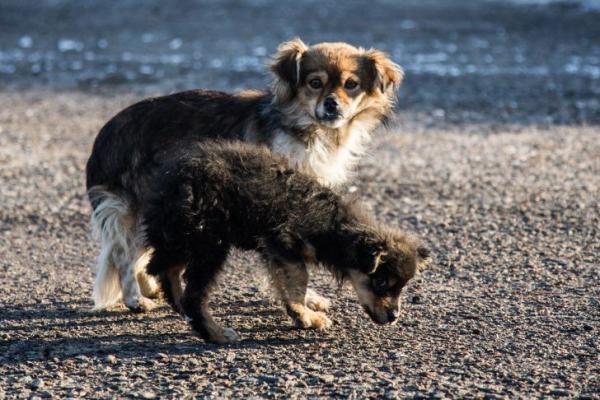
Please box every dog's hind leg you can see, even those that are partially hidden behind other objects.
[269,262,332,330]
[89,189,129,309]
[180,248,239,344]
[115,246,156,313]
[92,239,122,309]
[134,249,161,299]
[90,188,155,312]
[145,251,183,313]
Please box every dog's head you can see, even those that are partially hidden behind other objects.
[270,38,403,129]
[346,227,430,325]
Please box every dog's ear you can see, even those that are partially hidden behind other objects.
[270,38,309,102]
[354,235,387,275]
[364,49,404,95]
[367,249,388,274]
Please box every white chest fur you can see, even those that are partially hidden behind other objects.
[270,124,371,186]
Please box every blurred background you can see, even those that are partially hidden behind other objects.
[1,0,599,125]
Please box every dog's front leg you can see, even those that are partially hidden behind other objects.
[269,262,332,330]
[305,288,332,312]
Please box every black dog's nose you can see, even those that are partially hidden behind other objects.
[324,97,338,114]
[387,309,400,322]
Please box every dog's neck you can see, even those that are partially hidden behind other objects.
[309,214,380,277]
[258,98,381,187]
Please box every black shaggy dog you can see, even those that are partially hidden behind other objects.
[142,141,429,343]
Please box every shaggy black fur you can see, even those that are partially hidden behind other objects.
[142,141,428,342]
[86,89,272,208]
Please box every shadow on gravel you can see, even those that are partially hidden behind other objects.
[1,300,327,364]
[1,333,324,356]
[1,334,327,365]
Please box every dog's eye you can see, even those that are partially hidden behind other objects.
[309,78,323,89]
[372,277,388,294]
[344,79,358,90]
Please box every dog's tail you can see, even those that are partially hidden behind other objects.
[88,186,135,310]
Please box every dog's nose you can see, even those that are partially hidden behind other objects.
[387,309,400,323]
[324,97,338,114]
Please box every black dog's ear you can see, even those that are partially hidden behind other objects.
[354,235,387,275]
[363,49,404,95]
[270,38,308,102]
[367,250,388,274]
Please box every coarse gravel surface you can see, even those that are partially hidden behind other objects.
[1,0,599,398]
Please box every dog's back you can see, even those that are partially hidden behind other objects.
[86,90,266,205]
[142,141,345,264]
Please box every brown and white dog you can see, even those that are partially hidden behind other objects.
[86,38,403,312]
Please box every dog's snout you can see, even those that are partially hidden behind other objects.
[316,95,343,124]
[387,309,400,323]
[324,97,338,114]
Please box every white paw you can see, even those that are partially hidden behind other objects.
[305,289,331,312]
[126,296,156,313]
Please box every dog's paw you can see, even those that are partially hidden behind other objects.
[211,328,241,344]
[125,296,157,313]
[222,328,241,342]
[296,310,332,331]
[305,289,331,312]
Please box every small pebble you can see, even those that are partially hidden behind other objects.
[31,378,44,389]
[104,354,117,364]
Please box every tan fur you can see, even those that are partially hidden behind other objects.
[166,265,185,312]
[305,288,331,312]
[136,250,160,298]
[348,270,400,324]
[269,261,333,330]
[348,226,427,324]
[287,303,332,330]
[269,39,403,186]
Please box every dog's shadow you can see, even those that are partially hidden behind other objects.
[0,299,332,364]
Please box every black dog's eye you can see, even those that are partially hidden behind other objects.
[344,79,358,90]
[372,277,388,294]
[309,78,323,89]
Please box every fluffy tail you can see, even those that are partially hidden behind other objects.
[89,187,135,309]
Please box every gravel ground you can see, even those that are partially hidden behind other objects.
[1,0,599,398]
